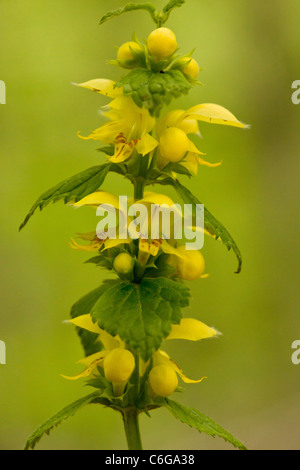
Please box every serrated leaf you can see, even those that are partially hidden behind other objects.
[91,278,190,361]
[99,3,156,25]
[117,69,192,116]
[70,281,118,356]
[24,392,110,450]
[156,178,242,273]
[164,399,247,450]
[19,164,110,230]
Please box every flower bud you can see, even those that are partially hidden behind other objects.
[169,246,205,281]
[113,253,134,274]
[182,58,200,79]
[103,348,135,384]
[149,364,178,397]
[117,41,143,66]
[159,127,189,162]
[147,28,177,61]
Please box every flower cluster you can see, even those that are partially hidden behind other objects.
[22,2,247,450]
[63,27,246,401]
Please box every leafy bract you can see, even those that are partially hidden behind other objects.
[99,3,156,25]
[163,0,185,14]
[25,392,110,450]
[19,164,110,230]
[99,1,185,27]
[117,69,191,116]
[164,399,247,450]
[91,277,190,360]
[156,177,242,273]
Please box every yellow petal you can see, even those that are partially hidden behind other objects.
[197,156,222,168]
[180,153,199,175]
[161,240,185,258]
[156,110,185,139]
[139,238,161,257]
[77,350,108,366]
[176,369,207,384]
[77,121,125,144]
[75,79,123,98]
[99,331,121,351]
[187,139,203,154]
[72,191,120,209]
[167,318,220,341]
[68,315,121,350]
[135,133,159,156]
[180,104,248,129]
[61,362,100,381]
[139,192,175,207]
[153,350,206,384]
[69,314,103,335]
[61,353,106,381]
[68,238,102,252]
[75,232,98,241]
[102,238,131,251]
[178,118,199,135]
[109,133,136,163]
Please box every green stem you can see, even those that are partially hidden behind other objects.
[134,178,145,201]
[122,408,143,450]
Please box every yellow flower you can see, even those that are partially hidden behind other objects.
[156,104,248,174]
[68,191,186,261]
[103,348,135,395]
[167,245,206,281]
[75,79,158,162]
[182,58,200,80]
[149,364,178,397]
[113,253,134,274]
[63,314,219,397]
[62,315,135,396]
[149,318,219,396]
[117,41,143,64]
[68,191,131,252]
[62,314,123,381]
[147,27,178,61]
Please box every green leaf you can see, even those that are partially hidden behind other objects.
[164,399,247,450]
[163,162,193,177]
[24,392,110,450]
[163,0,185,14]
[19,164,110,230]
[91,277,190,361]
[70,281,118,356]
[117,69,192,116]
[99,3,156,25]
[156,178,242,273]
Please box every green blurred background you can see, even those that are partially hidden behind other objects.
[0,0,300,450]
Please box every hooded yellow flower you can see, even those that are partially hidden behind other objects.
[68,191,186,261]
[156,105,248,174]
[63,314,219,393]
[75,79,158,162]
